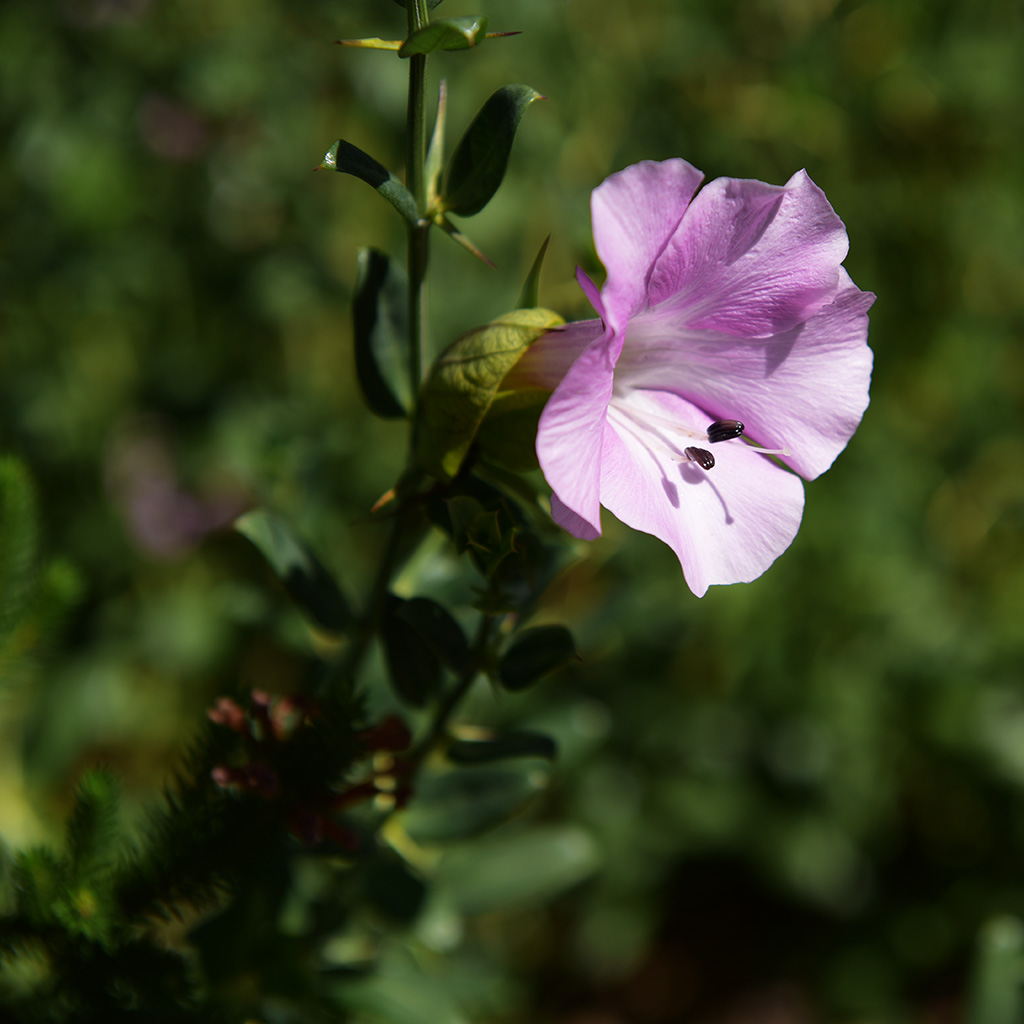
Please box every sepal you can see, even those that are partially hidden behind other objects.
[415,307,564,481]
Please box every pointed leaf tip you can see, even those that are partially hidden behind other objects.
[516,235,551,309]
[438,215,496,267]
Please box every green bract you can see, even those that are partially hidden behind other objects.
[415,307,563,481]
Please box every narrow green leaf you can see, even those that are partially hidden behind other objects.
[448,730,557,764]
[425,79,448,210]
[401,764,548,843]
[498,625,577,691]
[395,596,470,674]
[380,594,443,708]
[335,37,403,51]
[391,0,445,8]
[516,235,550,309]
[235,510,352,633]
[443,85,543,217]
[415,307,564,481]
[353,248,411,418]
[319,140,419,224]
[436,825,599,914]
[399,17,488,57]
[476,387,549,471]
[436,214,494,267]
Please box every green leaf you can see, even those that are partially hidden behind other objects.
[395,596,470,674]
[365,860,427,924]
[336,37,403,51]
[415,307,563,481]
[401,764,548,843]
[319,140,419,224]
[235,510,353,633]
[498,625,577,691]
[391,0,445,8]
[436,825,600,914]
[448,730,557,764]
[399,17,488,57]
[476,387,549,471]
[516,234,550,309]
[380,594,443,708]
[353,248,411,418]
[443,85,543,216]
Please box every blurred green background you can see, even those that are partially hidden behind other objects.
[2,0,1023,1020]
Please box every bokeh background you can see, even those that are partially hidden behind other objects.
[2,0,1023,1020]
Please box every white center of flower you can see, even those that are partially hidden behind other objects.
[609,402,791,472]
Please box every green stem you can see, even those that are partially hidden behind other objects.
[407,222,429,392]
[409,614,496,765]
[406,2,430,392]
[318,485,425,696]
[325,0,435,696]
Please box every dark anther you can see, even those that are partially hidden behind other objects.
[707,419,744,443]
[684,446,715,470]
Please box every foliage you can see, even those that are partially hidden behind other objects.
[1,0,1023,1021]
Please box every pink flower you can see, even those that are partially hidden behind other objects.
[514,160,874,596]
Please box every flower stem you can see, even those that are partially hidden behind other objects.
[409,614,496,765]
[406,1,430,392]
[317,507,408,697]
[325,1,434,696]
